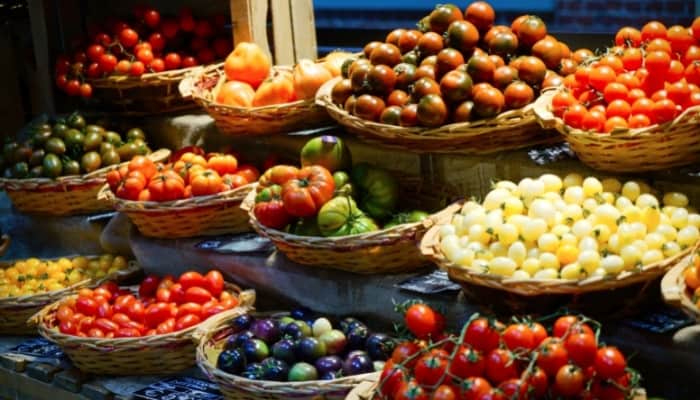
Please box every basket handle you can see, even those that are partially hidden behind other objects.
[191,289,256,344]
[0,234,9,257]
[424,201,463,229]
[315,76,342,107]
[533,88,559,130]
[661,257,690,306]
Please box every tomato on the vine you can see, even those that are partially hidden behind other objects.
[414,353,448,387]
[594,347,627,379]
[392,341,422,367]
[502,323,536,351]
[394,379,429,400]
[405,303,445,339]
[450,345,485,379]
[485,349,519,383]
[565,332,598,367]
[463,318,501,353]
[555,364,585,396]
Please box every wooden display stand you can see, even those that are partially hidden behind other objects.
[230,0,318,64]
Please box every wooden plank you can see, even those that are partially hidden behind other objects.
[27,0,55,115]
[230,0,272,60]
[270,0,295,65]
[289,0,318,61]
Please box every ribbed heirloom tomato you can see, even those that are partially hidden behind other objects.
[281,166,335,218]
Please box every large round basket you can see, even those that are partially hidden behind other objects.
[0,149,170,216]
[534,89,700,172]
[661,252,700,322]
[316,77,561,154]
[98,182,255,239]
[180,64,332,136]
[86,65,218,115]
[0,256,140,335]
[195,311,380,400]
[31,284,254,375]
[420,202,697,316]
[241,176,458,274]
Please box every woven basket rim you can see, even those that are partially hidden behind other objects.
[661,253,700,321]
[0,256,140,308]
[32,284,255,350]
[316,76,537,137]
[241,183,461,248]
[0,148,171,190]
[196,310,380,394]
[98,181,256,213]
[88,62,223,86]
[420,200,699,295]
[534,88,700,139]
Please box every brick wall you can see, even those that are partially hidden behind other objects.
[553,0,695,33]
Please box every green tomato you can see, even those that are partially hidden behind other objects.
[85,124,105,135]
[130,138,149,155]
[3,142,19,163]
[33,129,53,146]
[288,218,321,236]
[67,113,86,129]
[81,152,102,173]
[64,129,85,148]
[333,171,356,197]
[126,127,146,142]
[288,362,318,382]
[99,142,115,154]
[29,165,43,178]
[104,131,123,146]
[351,163,399,220]
[116,142,139,161]
[83,131,103,152]
[11,162,29,178]
[300,135,352,173]
[63,159,81,176]
[317,196,379,237]
[101,149,121,166]
[28,149,45,167]
[44,138,66,155]
[42,153,63,178]
[51,123,69,138]
[384,210,430,229]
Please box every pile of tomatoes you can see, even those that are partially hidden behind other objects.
[55,5,232,98]
[379,303,639,400]
[683,250,700,308]
[330,1,576,127]
[555,17,700,133]
[215,42,349,108]
[56,270,239,338]
[106,148,260,202]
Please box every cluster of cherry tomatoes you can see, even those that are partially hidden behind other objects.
[55,5,232,98]
[379,303,637,400]
[555,17,700,132]
[331,1,577,127]
[56,270,238,338]
[106,147,260,202]
[683,250,700,308]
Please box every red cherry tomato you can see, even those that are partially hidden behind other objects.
[553,316,593,337]
[594,347,627,379]
[145,303,172,328]
[485,349,519,383]
[464,318,502,353]
[114,294,137,314]
[565,332,598,367]
[127,301,146,323]
[450,345,485,379]
[76,297,98,316]
[96,301,113,319]
[204,270,225,297]
[177,303,203,318]
[99,281,119,294]
[111,313,132,327]
[502,323,536,351]
[455,376,492,400]
[158,275,176,289]
[537,338,570,376]
[184,287,213,304]
[88,328,105,338]
[404,303,444,339]
[175,314,202,331]
[169,283,186,304]
[57,305,74,322]
[156,318,176,335]
[530,322,548,346]
[95,318,119,333]
[143,9,160,28]
[391,341,421,367]
[156,287,172,303]
[78,316,95,333]
[59,320,77,334]
[179,271,206,290]
[201,302,225,320]
[116,327,142,337]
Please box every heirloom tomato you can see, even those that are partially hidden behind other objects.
[253,70,296,106]
[258,165,299,189]
[148,171,185,201]
[282,166,335,218]
[350,163,399,220]
[190,169,223,196]
[254,184,292,229]
[317,196,378,237]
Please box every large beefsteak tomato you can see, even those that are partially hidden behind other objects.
[351,163,399,220]
[282,166,335,218]
[254,185,292,229]
[317,196,379,236]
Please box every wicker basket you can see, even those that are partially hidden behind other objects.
[534,89,700,172]
[31,284,254,375]
[420,202,697,315]
[316,77,562,154]
[180,64,333,136]
[661,253,700,322]
[98,181,255,239]
[195,311,379,400]
[86,65,218,115]
[241,175,459,274]
[0,256,140,335]
[0,149,170,216]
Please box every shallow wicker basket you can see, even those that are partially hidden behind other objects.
[0,256,140,335]
[86,65,219,115]
[0,149,170,216]
[316,77,561,154]
[534,89,700,172]
[661,253,700,322]
[31,284,254,375]
[420,202,697,315]
[98,181,255,239]
[195,311,379,400]
[241,175,458,274]
[180,64,332,136]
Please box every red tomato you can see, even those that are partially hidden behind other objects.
[502,323,536,351]
[554,364,585,396]
[156,287,172,303]
[95,318,119,333]
[379,360,406,397]
[88,328,105,338]
[394,379,429,400]
[530,322,548,346]
[220,296,239,310]
[391,341,421,367]
[432,385,457,400]
[565,332,598,367]
[99,281,119,294]
[463,318,502,353]
[145,303,172,328]
[116,327,142,337]
[78,316,95,333]
[114,295,137,315]
[57,305,74,322]
[553,316,593,337]
[537,338,570,376]
[169,283,186,304]
[158,275,176,289]
[201,302,225,319]
[184,287,213,304]
[525,367,549,398]
[405,303,445,339]
[450,345,485,379]
[127,301,145,323]
[175,314,202,331]
[594,347,627,379]
[204,270,225,297]
[454,376,492,400]
[96,301,113,319]
[485,349,519,383]
[59,320,77,334]
[93,288,113,301]
[156,318,176,335]
[139,275,161,298]
[177,303,203,318]
[497,379,529,399]
[76,297,98,316]
[179,271,206,290]
[111,313,132,327]
[121,320,146,334]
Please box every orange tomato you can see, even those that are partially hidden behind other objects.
[217,81,255,107]
[190,169,223,196]
[148,172,185,201]
[207,154,239,176]
[685,266,700,290]
[128,156,157,180]
[641,21,667,42]
[614,27,642,47]
[224,42,271,89]
[253,70,296,106]
[293,59,333,100]
[628,114,651,128]
[604,116,628,132]
[234,165,260,183]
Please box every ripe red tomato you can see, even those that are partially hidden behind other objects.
[536,338,570,376]
[525,367,549,398]
[179,271,206,290]
[156,318,176,335]
[497,378,529,399]
[77,316,95,333]
[116,327,142,337]
[156,287,172,303]
[184,287,213,304]
[65,79,81,96]
[86,44,105,62]
[129,61,146,76]
[127,301,145,323]
[432,385,457,400]
[59,320,77,334]
[88,328,105,338]
[502,323,536,351]
[168,283,186,304]
[485,349,519,383]
[563,103,588,129]
[150,58,165,73]
[114,295,137,314]
[76,297,98,316]
[182,56,198,68]
[379,360,405,398]
[555,364,585,396]
[565,332,598,367]
[175,314,202,331]
[139,275,161,298]
[530,322,548,346]
[553,316,593,337]
[57,305,74,322]
[144,303,172,328]
[118,28,139,47]
[394,379,429,400]
[164,53,182,70]
[176,303,202,318]
[136,48,154,64]
[95,318,119,333]
[391,341,421,367]
[463,318,501,353]
[96,301,113,319]
[653,99,679,123]
[111,313,131,327]
[204,270,224,297]
[143,9,160,28]
[594,347,627,379]
[450,345,485,379]
[405,303,444,339]
[201,301,225,319]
